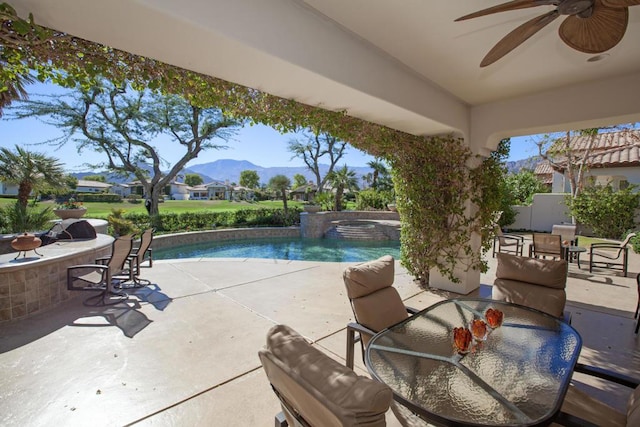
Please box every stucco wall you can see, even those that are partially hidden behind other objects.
[507,193,572,232]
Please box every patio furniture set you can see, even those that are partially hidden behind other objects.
[259,252,640,426]
[494,223,635,277]
[66,228,154,306]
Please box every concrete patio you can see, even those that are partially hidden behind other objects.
[1,241,639,426]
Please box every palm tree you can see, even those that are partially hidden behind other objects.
[367,158,388,189]
[0,61,35,116]
[327,165,359,211]
[0,145,67,208]
[268,174,291,212]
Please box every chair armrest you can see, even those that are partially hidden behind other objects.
[574,363,640,389]
[502,233,524,242]
[589,243,625,250]
[406,306,419,315]
[347,321,377,338]
[68,264,108,272]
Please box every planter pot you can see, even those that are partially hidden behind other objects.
[53,208,87,220]
[303,205,322,213]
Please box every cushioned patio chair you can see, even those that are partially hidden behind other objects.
[493,253,570,322]
[343,255,418,369]
[529,233,564,260]
[589,232,636,277]
[67,235,134,306]
[258,324,393,427]
[554,364,640,426]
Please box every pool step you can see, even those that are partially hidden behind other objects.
[325,224,390,241]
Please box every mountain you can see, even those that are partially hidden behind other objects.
[71,159,373,186]
[187,159,373,185]
[505,156,541,174]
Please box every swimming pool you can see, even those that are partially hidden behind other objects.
[154,237,401,263]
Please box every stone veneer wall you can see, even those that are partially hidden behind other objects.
[0,235,113,323]
[300,211,401,238]
[151,227,301,250]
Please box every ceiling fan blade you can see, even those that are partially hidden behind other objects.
[559,0,628,53]
[455,0,556,21]
[601,0,640,7]
[480,10,560,67]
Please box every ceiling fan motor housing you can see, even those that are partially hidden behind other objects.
[558,0,594,15]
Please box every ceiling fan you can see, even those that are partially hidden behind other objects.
[455,0,640,67]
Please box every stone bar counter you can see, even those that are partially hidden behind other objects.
[0,234,114,323]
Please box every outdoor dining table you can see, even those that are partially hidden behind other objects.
[365,298,582,427]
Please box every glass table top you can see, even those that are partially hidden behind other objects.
[366,298,582,427]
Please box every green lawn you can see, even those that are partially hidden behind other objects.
[0,198,300,217]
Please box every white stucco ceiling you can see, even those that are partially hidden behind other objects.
[10,0,640,154]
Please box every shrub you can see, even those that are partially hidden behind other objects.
[120,207,301,234]
[126,194,142,204]
[0,202,54,233]
[107,208,138,236]
[568,185,640,239]
[76,193,122,203]
[505,170,549,205]
[355,189,394,210]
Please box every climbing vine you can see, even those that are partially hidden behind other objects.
[0,3,502,285]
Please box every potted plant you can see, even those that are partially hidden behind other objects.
[53,197,87,219]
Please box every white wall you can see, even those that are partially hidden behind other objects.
[507,194,572,232]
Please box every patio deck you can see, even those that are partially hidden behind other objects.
[1,241,638,426]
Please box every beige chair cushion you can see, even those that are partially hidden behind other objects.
[343,255,395,299]
[492,278,566,318]
[627,385,640,426]
[496,253,567,289]
[352,286,409,347]
[344,256,408,346]
[259,324,392,427]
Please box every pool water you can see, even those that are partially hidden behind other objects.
[154,237,401,263]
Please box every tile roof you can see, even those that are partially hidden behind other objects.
[534,161,554,175]
[548,130,640,169]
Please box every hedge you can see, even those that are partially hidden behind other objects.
[116,207,302,233]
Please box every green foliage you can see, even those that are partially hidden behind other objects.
[505,170,549,205]
[82,174,106,182]
[313,192,334,211]
[75,193,122,203]
[184,173,203,187]
[293,174,307,189]
[107,208,138,236]
[126,194,142,203]
[65,174,78,189]
[239,170,260,189]
[568,185,639,239]
[355,189,394,210]
[326,165,359,211]
[393,135,503,284]
[0,145,67,207]
[123,207,301,233]
[0,201,54,233]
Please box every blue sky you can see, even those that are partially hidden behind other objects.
[0,82,537,172]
